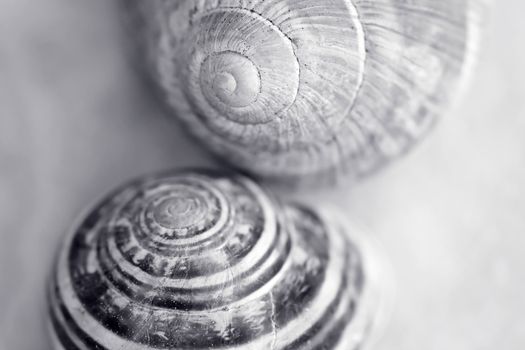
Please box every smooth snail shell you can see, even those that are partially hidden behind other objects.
[47,171,384,349]
[122,0,481,184]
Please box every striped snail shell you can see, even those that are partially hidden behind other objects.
[122,0,481,184]
[47,171,384,349]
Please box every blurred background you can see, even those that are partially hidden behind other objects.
[1,0,524,349]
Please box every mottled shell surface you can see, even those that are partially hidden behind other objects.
[48,171,383,350]
[122,0,482,184]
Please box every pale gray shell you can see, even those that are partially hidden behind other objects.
[122,0,482,185]
[47,171,384,350]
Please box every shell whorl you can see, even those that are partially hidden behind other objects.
[123,0,481,184]
[48,171,382,350]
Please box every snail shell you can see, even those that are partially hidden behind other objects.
[122,0,481,184]
[47,171,384,349]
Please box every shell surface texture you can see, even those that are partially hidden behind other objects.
[47,171,382,350]
[123,0,482,184]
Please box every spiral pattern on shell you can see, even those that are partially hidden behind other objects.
[123,0,482,184]
[47,171,383,350]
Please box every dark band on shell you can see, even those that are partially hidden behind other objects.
[48,171,383,349]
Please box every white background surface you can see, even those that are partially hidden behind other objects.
[1,0,524,349]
